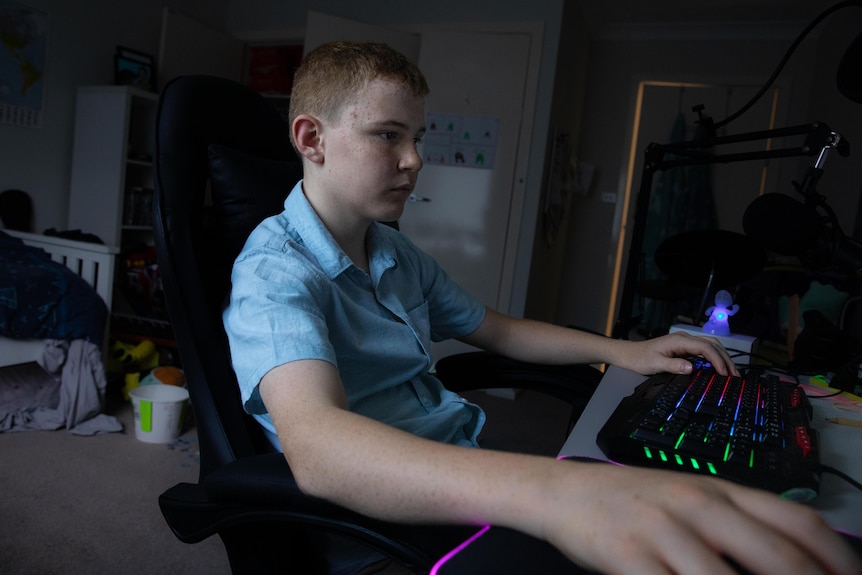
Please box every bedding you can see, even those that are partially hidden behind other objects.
[0,230,107,346]
[0,339,122,434]
[0,230,120,434]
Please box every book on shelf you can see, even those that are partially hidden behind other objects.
[123,187,154,226]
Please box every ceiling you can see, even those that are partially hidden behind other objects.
[578,0,842,33]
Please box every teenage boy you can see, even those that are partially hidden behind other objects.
[224,41,859,575]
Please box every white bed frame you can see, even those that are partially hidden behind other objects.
[0,230,118,367]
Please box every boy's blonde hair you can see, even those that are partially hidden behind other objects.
[288,41,430,147]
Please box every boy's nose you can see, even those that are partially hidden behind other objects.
[400,144,423,172]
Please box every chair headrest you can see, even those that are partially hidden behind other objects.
[207,143,302,275]
[155,75,302,314]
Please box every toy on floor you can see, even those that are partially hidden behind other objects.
[110,339,161,400]
[123,365,185,401]
[110,339,160,372]
[139,366,185,387]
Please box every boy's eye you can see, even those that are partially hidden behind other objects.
[376,131,423,145]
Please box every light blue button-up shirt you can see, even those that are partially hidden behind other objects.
[223,181,487,450]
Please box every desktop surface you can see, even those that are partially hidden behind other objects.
[560,365,862,537]
[433,365,862,574]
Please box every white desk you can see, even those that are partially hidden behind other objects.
[558,365,862,537]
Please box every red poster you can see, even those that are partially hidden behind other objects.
[247,45,303,95]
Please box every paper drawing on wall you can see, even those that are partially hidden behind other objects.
[424,113,499,169]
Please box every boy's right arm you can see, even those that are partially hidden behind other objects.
[260,359,860,575]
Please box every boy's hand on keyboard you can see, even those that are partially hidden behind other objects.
[618,331,740,378]
[543,463,861,575]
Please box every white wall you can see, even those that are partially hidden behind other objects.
[0,0,228,236]
[555,11,862,335]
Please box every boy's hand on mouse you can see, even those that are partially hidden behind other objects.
[616,331,739,377]
[537,463,860,575]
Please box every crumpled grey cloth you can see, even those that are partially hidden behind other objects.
[0,339,122,434]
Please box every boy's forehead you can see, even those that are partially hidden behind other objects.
[337,78,425,126]
[354,78,420,106]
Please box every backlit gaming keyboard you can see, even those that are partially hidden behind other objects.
[596,362,821,501]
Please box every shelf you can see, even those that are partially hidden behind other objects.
[68,85,166,343]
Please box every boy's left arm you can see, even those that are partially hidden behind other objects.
[459,307,738,377]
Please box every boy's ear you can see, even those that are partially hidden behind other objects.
[292,114,325,164]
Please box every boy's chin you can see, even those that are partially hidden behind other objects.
[375,202,407,223]
[377,213,405,226]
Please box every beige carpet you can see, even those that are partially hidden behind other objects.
[0,360,571,575]
[0,385,230,575]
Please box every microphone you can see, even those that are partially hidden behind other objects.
[743,193,822,256]
[837,30,862,103]
[743,192,862,275]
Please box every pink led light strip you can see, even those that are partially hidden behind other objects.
[429,525,491,574]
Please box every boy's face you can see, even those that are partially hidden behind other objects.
[314,78,426,226]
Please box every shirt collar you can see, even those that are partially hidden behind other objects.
[283,180,397,281]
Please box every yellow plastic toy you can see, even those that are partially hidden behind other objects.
[109,339,160,373]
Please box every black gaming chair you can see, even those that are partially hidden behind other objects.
[152,74,602,574]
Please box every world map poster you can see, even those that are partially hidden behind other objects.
[0,0,48,128]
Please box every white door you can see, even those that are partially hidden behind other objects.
[404,31,530,358]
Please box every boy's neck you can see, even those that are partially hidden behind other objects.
[330,227,371,275]
[302,185,371,273]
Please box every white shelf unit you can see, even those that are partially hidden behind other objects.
[67,85,168,337]
[67,85,159,248]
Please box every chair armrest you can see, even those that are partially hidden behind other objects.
[434,351,602,407]
[433,525,591,574]
[204,452,304,505]
[160,452,479,568]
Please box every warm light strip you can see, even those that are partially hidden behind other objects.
[604,81,646,337]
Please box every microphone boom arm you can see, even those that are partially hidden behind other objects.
[613,121,846,339]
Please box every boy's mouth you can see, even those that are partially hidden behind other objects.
[394,182,415,194]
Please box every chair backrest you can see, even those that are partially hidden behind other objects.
[153,75,303,478]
